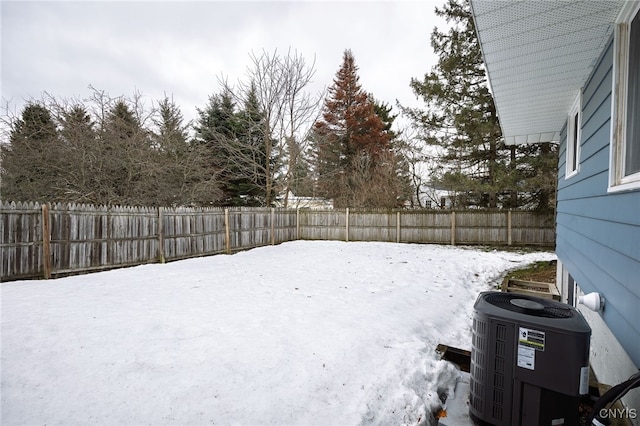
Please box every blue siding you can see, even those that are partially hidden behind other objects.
[556,38,640,368]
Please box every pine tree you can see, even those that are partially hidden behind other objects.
[234,83,271,205]
[1,103,61,202]
[194,90,239,205]
[369,98,414,206]
[194,86,271,206]
[57,104,100,203]
[154,96,190,154]
[312,49,402,208]
[403,0,507,208]
[151,96,221,207]
[99,99,152,205]
[195,89,239,145]
[404,0,557,210]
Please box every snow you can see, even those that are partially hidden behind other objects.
[1,241,555,425]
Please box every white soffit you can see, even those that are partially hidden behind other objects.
[470,0,626,145]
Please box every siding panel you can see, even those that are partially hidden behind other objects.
[580,108,611,159]
[557,167,609,200]
[557,194,640,226]
[582,39,613,107]
[556,231,640,366]
[556,37,640,367]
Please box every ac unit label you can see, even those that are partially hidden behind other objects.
[518,327,545,351]
[517,345,536,370]
[517,327,545,370]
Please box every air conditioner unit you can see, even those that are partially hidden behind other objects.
[469,291,591,426]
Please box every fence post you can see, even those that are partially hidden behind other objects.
[345,208,350,242]
[450,211,456,246]
[271,208,275,245]
[224,208,231,254]
[507,210,512,246]
[41,204,51,279]
[396,211,401,243]
[296,209,300,240]
[158,207,165,263]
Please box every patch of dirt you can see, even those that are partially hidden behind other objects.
[506,260,557,284]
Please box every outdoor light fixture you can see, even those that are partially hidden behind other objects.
[578,292,605,312]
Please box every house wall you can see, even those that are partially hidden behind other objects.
[557,262,640,418]
[556,35,640,377]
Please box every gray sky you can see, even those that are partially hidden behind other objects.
[1,1,445,125]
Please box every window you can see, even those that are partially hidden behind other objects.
[610,2,640,191]
[566,93,581,178]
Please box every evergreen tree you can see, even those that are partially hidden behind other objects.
[154,96,190,154]
[1,103,61,202]
[57,104,100,203]
[372,99,397,138]
[369,97,414,206]
[194,86,270,206]
[105,100,141,140]
[151,96,221,207]
[195,89,239,144]
[312,49,404,208]
[513,143,558,212]
[234,83,271,205]
[404,0,506,208]
[194,91,237,205]
[99,99,152,205]
[404,0,557,210]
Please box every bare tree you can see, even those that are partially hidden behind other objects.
[218,48,322,206]
[278,51,324,207]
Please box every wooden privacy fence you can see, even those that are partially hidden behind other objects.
[298,208,554,246]
[1,201,554,281]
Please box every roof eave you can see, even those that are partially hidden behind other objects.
[469,0,627,145]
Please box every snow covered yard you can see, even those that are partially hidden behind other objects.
[1,241,555,425]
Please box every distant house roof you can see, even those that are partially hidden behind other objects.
[470,0,626,145]
[275,191,333,209]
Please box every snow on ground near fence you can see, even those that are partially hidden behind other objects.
[1,241,555,425]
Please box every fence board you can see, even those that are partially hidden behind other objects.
[1,203,554,281]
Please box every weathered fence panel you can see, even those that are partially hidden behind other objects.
[295,209,554,246]
[0,201,44,280]
[162,207,226,260]
[348,210,396,242]
[400,211,452,244]
[299,209,347,241]
[271,208,298,244]
[48,203,160,275]
[1,202,554,281]
[229,208,270,251]
[455,211,508,245]
[511,211,555,245]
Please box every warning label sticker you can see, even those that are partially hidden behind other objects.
[518,327,545,351]
[517,327,545,370]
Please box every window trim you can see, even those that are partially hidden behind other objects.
[566,92,582,179]
[609,1,640,192]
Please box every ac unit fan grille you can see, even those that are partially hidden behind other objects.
[492,323,507,421]
[485,293,574,318]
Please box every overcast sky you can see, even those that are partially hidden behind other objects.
[1,1,446,126]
